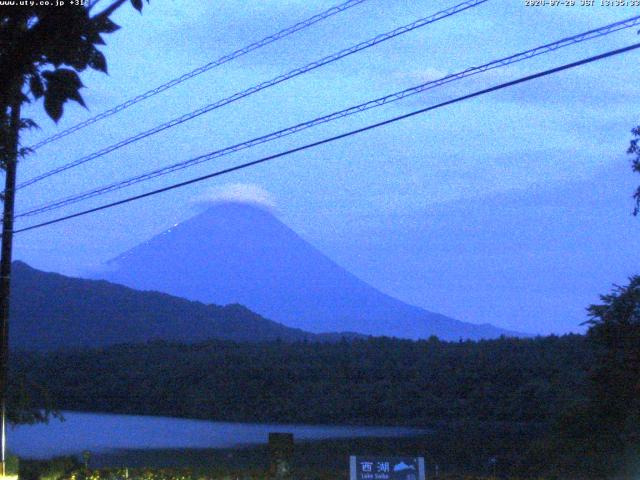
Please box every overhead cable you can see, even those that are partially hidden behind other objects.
[15,41,640,234]
[16,14,640,219]
[29,0,370,150]
[16,0,488,190]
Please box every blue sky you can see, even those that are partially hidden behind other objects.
[13,0,640,334]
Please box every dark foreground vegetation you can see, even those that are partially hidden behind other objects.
[7,334,594,478]
[9,276,640,479]
[11,424,623,480]
[16,425,549,480]
[89,424,548,478]
[11,335,589,426]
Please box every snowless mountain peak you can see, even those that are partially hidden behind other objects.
[97,201,525,340]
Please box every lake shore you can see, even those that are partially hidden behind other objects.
[84,421,542,478]
[8,411,427,459]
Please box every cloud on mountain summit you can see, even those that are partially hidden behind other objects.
[191,183,277,211]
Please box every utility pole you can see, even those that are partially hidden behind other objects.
[0,95,21,477]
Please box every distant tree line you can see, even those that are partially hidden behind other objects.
[10,334,591,426]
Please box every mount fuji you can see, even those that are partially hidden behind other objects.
[96,202,522,340]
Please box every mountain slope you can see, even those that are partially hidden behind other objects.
[97,202,521,340]
[9,261,339,351]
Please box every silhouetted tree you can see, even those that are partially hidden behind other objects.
[582,277,640,477]
[552,278,640,478]
[627,128,640,215]
[0,0,149,429]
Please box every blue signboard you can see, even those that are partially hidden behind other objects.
[349,456,425,480]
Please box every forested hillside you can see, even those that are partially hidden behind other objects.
[10,261,351,350]
[11,334,591,426]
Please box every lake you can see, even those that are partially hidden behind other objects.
[7,411,424,459]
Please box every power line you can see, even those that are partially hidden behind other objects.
[14,42,640,235]
[29,0,369,151]
[16,14,640,219]
[16,0,488,191]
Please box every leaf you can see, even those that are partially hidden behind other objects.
[94,16,120,34]
[131,0,143,11]
[67,48,90,72]
[88,49,107,73]
[18,146,34,159]
[42,68,87,121]
[29,74,44,99]
[43,68,84,90]
[44,93,64,122]
[67,89,86,108]
[85,26,106,46]
[19,119,39,131]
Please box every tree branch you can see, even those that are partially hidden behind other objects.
[91,0,128,21]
